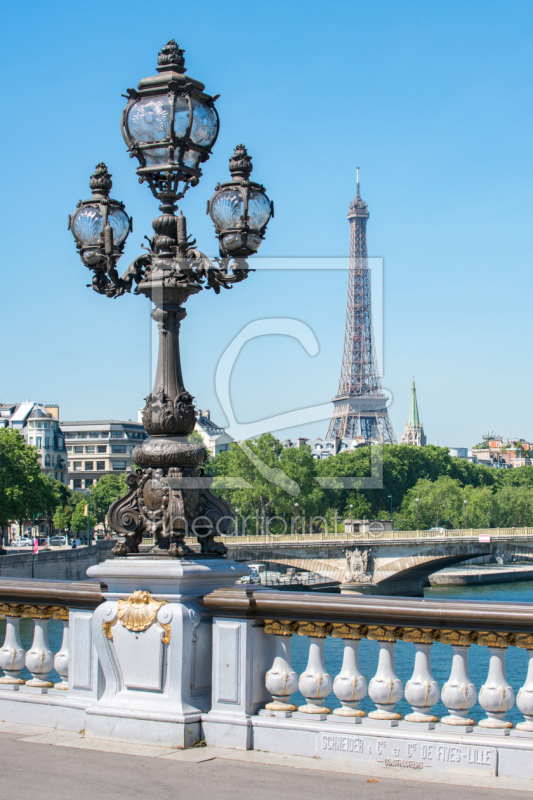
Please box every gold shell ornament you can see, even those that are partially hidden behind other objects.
[117,590,166,632]
[103,590,170,641]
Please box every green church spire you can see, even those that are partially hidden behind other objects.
[408,377,420,428]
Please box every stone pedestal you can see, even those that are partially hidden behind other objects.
[84,556,247,747]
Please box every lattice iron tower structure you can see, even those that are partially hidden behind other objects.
[326,170,396,443]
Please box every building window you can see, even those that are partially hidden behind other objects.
[45,455,51,466]
[74,446,83,454]
[96,461,106,471]
[112,461,127,471]
[97,445,107,453]
[73,461,82,471]
[84,461,94,471]
[85,445,95,454]
[111,445,126,453]
[65,432,75,438]
[89,432,100,438]
[36,437,42,448]
[29,438,33,445]
[110,431,124,438]
[45,438,50,448]
[85,479,94,487]
[78,433,87,439]
[73,479,82,489]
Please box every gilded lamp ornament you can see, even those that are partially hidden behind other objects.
[69,41,273,557]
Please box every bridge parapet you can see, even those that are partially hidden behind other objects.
[140,527,533,547]
[1,569,533,785]
[203,585,533,780]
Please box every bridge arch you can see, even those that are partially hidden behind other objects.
[229,540,533,596]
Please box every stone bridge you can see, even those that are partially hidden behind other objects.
[226,533,533,596]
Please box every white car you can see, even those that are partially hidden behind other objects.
[12,538,32,547]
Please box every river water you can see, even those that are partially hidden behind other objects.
[2,582,532,725]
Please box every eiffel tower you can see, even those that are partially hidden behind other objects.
[326,170,396,443]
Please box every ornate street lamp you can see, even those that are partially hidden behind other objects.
[69,41,273,557]
[68,163,132,294]
[208,144,273,257]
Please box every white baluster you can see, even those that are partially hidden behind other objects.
[264,622,298,712]
[440,632,477,726]
[53,619,69,691]
[298,623,333,714]
[403,631,439,723]
[332,629,367,717]
[25,615,54,688]
[367,628,403,720]
[517,646,533,732]
[0,614,26,684]
[478,635,514,729]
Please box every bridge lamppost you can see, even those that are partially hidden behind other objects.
[388,494,393,523]
[294,502,299,536]
[69,41,273,557]
[415,497,419,531]
[436,501,446,529]
[464,499,468,529]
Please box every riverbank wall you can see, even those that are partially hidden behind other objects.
[430,564,533,586]
[0,541,115,581]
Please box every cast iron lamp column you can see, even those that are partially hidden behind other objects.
[69,41,273,557]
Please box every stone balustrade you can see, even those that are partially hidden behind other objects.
[202,586,533,778]
[256,620,533,732]
[0,569,533,782]
[0,602,69,690]
[0,578,103,730]
[140,528,533,546]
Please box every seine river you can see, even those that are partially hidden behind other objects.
[3,581,533,725]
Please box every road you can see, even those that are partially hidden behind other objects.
[0,723,529,799]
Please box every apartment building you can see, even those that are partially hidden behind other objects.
[0,402,68,483]
[60,419,147,490]
[195,409,232,455]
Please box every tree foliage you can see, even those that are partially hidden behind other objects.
[90,474,128,532]
[0,429,61,528]
[206,437,533,531]
[207,433,323,534]
[70,501,97,534]
[53,505,72,533]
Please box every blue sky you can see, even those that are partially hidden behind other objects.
[1,0,532,447]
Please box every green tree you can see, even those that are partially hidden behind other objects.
[66,488,87,511]
[70,501,97,535]
[492,485,533,527]
[398,477,466,530]
[90,474,128,533]
[53,505,72,533]
[208,434,322,535]
[463,485,498,528]
[0,429,62,536]
[188,430,204,447]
